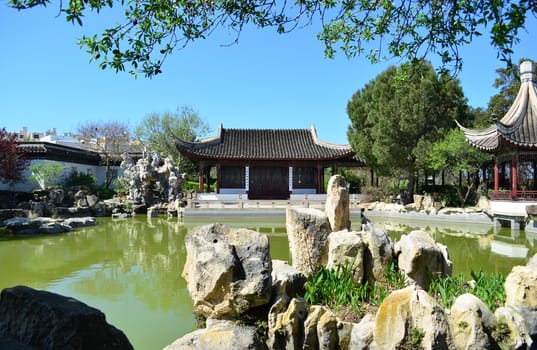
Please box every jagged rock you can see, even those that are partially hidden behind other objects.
[303,306,338,350]
[267,296,307,349]
[374,286,454,350]
[48,188,64,205]
[3,217,72,235]
[86,194,99,208]
[63,217,97,228]
[271,260,307,299]
[321,229,365,283]
[348,314,376,350]
[182,224,272,318]
[395,230,452,290]
[362,223,395,285]
[164,319,265,350]
[324,175,350,231]
[449,293,494,349]
[505,265,537,310]
[493,306,533,349]
[0,286,133,350]
[504,264,537,337]
[286,207,331,275]
[0,209,26,224]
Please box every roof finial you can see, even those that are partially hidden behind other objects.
[520,61,534,83]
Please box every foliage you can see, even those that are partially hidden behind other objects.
[360,185,387,202]
[8,0,535,77]
[426,128,490,207]
[134,106,210,179]
[428,269,506,312]
[347,61,469,198]
[304,259,406,318]
[338,168,361,193]
[488,58,536,119]
[61,170,97,190]
[78,120,130,189]
[0,128,30,186]
[29,161,65,190]
[113,176,130,194]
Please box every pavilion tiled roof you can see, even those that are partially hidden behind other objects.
[458,61,537,151]
[175,124,361,162]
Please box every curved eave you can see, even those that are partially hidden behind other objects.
[456,120,499,151]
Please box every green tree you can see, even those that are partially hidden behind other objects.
[426,128,490,207]
[134,106,211,179]
[29,161,65,190]
[347,61,468,200]
[8,0,535,77]
[488,58,536,119]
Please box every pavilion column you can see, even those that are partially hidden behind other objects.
[288,166,293,194]
[245,166,249,195]
[493,158,499,192]
[512,154,518,199]
[198,162,204,193]
[216,164,221,194]
[317,165,322,193]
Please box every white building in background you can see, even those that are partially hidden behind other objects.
[2,127,138,192]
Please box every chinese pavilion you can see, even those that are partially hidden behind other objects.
[175,124,364,199]
[458,61,537,225]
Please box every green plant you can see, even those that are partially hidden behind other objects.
[29,161,65,190]
[409,326,424,347]
[62,170,97,190]
[470,269,506,311]
[113,176,130,194]
[428,273,467,309]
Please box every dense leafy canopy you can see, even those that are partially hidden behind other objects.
[8,0,536,76]
[426,128,490,206]
[0,128,29,186]
[134,106,211,178]
[347,61,469,196]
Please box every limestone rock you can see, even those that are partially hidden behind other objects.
[324,175,350,231]
[164,319,265,350]
[303,306,338,350]
[505,265,537,310]
[271,259,307,299]
[362,223,395,285]
[286,207,331,275]
[449,293,494,350]
[63,217,96,228]
[0,286,133,350]
[322,230,365,283]
[374,286,454,350]
[182,224,272,318]
[395,230,452,290]
[48,188,64,205]
[493,306,533,349]
[348,314,376,350]
[267,296,307,350]
[4,217,72,235]
[504,264,537,337]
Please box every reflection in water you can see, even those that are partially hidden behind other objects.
[0,213,534,349]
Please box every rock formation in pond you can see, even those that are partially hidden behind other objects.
[168,174,537,350]
[120,150,186,207]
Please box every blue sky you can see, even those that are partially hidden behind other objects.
[1,4,536,144]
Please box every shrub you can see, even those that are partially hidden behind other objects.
[62,170,96,191]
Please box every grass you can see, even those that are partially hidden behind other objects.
[304,262,506,324]
[303,259,406,321]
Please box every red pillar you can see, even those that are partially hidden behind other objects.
[512,154,518,199]
[493,159,499,192]
[198,163,204,193]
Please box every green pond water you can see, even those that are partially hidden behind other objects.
[0,212,535,350]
